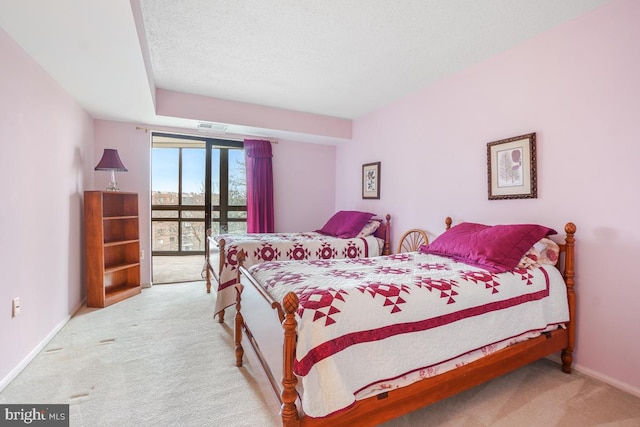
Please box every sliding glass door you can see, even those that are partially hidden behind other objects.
[151,133,245,283]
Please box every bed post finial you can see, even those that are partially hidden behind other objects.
[445,217,452,230]
[383,214,392,255]
[282,292,300,426]
[561,222,576,373]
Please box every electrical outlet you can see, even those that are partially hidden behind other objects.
[140,250,144,260]
[12,297,20,317]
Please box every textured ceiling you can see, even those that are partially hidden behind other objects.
[0,0,612,140]
[140,0,610,119]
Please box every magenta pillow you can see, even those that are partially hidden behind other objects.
[420,222,557,273]
[316,211,375,238]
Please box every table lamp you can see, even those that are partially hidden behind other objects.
[94,149,128,191]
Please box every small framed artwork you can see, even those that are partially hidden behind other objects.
[362,162,381,199]
[487,132,537,200]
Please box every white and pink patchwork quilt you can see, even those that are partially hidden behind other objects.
[213,232,382,317]
[246,251,569,418]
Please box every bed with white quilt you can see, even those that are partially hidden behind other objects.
[233,217,577,426]
[205,211,391,321]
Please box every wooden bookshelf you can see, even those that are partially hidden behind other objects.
[84,191,141,307]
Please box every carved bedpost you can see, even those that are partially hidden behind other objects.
[281,292,300,426]
[218,237,226,284]
[234,284,245,367]
[383,214,392,255]
[216,238,227,323]
[234,250,246,367]
[205,229,213,293]
[561,222,576,374]
[445,217,452,230]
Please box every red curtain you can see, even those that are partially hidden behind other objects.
[245,139,274,233]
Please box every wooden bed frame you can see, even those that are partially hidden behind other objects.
[203,214,392,322]
[233,217,576,427]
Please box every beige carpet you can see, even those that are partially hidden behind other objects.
[152,255,206,284]
[1,281,639,427]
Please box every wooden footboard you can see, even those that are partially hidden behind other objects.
[280,299,570,427]
[235,219,577,427]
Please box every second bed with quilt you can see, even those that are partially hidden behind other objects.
[233,217,577,426]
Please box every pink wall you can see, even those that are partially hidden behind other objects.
[336,0,640,394]
[270,140,336,232]
[0,29,94,386]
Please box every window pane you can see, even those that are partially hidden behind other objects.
[209,222,220,236]
[182,148,205,206]
[152,210,178,219]
[229,212,247,219]
[152,148,179,205]
[229,149,246,206]
[182,210,205,219]
[181,221,205,251]
[153,221,179,251]
[210,148,220,207]
[228,222,247,234]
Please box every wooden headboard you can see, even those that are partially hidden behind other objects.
[374,214,392,255]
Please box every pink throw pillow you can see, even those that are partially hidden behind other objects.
[420,222,557,273]
[317,211,375,238]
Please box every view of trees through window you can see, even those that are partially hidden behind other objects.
[151,134,246,256]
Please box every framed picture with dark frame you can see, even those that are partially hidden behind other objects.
[362,162,381,199]
[487,132,537,200]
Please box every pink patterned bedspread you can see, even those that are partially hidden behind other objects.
[246,251,569,418]
[212,232,382,317]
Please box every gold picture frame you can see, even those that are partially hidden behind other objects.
[487,133,537,200]
[362,162,381,199]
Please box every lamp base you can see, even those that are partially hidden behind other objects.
[105,182,120,191]
[105,170,120,191]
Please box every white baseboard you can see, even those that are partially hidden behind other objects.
[546,354,640,398]
[0,300,84,393]
[574,363,640,398]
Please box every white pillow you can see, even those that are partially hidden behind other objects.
[356,220,381,238]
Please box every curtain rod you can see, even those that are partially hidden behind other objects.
[135,126,278,143]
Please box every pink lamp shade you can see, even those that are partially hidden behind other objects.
[94,149,128,171]
[95,149,127,191]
